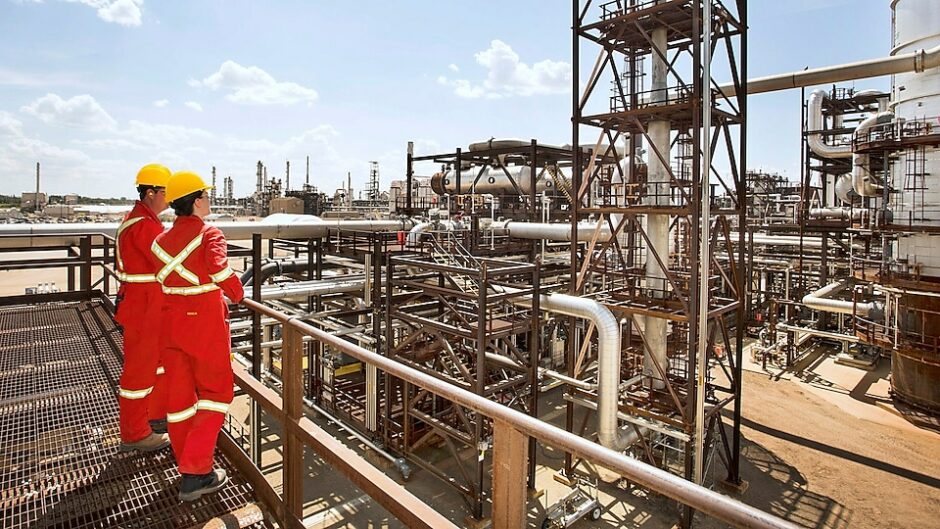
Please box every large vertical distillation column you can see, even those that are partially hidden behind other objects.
[644,27,671,389]
[888,0,940,412]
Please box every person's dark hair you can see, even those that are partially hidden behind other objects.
[137,185,158,201]
[171,190,201,217]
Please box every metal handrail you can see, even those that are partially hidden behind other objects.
[240,297,797,529]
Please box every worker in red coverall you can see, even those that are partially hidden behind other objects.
[116,163,171,452]
[152,170,244,502]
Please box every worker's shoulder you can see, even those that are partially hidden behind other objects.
[200,223,226,241]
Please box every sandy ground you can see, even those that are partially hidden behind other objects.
[712,355,940,529]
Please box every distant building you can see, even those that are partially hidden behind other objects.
[64,194,80,205]
[20,192,47,211]
[269,197,304,215]
[45,204,75,219]
[389,177,435,213]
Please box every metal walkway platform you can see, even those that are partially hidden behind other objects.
[0,297,269,529]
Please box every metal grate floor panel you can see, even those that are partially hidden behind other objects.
[0,299,270,529]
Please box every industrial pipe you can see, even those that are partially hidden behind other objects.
[719,44,940,96]
[0,214,413,248]
[259,278,366,300]
[808,207,863,221]
[834,174,861,205]
[852,111,894,196]
[536,293,636,451]
[406,222,433,245]
[493,284,632,451]
[430,166,555,196]
[492,220,612,242]
[801,280,878,318]
[806,90,852,159]
[242,258,324,286]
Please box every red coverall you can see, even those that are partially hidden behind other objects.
[116,201,167,443]
[151,216,244,475]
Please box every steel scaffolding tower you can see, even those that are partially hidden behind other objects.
[572,1,747,524]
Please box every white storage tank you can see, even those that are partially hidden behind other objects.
[891,0,940,278]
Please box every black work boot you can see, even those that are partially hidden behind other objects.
[179,469,228,502]
[149,419,167,434]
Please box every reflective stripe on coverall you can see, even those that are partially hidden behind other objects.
[115,201,167,443]
[152,215,244,475]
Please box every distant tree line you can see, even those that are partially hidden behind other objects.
[0,194,131,207]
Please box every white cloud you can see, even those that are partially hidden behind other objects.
[184,101,203,112]
[72,137,145,150]
[448,63,459,73]
[0,111,24,138]
[440,40,571,99]
[120,120,213,149]
[192,60,319,106]
[65,0,144,27]
[0,68,89,88]
[21,93,117,130]
[152,99,169,108]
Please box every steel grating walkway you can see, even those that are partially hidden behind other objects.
[0,298,270,529]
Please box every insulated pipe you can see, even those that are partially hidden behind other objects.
[776,323,861,344]
[259,278,366,300]
[834,174,861,205]
[242,258,322,286]
[0,215,413,248]
[430,166,556,196]
[801,280,877,318]
[492,220,613,242]
[719,44,940,97]
[495,284,632,451]
[807,90,853,159]
[808,207,864,221]
[536,293,634,451]
[852,111,895,196]
[407,222,433,245]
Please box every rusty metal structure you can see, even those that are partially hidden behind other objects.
[570,0,748,512]
[383,237,541,518]
[0,230,796,529]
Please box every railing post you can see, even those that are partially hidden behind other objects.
[250,233,263,466]
[79,236,92,292]
[282,321,304,520]
[492,419,529,529]
[102,237,110,296]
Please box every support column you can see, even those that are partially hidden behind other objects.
[492,420,529,529]
[644,26,671,390]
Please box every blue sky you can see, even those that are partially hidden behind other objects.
[0,0,890,199]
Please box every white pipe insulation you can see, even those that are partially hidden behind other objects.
[259,278,365,300]
[492,220,613,242]
[808,207,864,221]
[536,293,638,451]
[807,90,853,159]
[801,280,879,318]
[719,44,940,97]
[407,222,433,245]
[0,214,413,248]
[495,285,638,451]
[852,111,895,196]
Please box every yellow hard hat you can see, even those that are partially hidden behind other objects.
[135,164,171,187]
[166,171,213,204]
